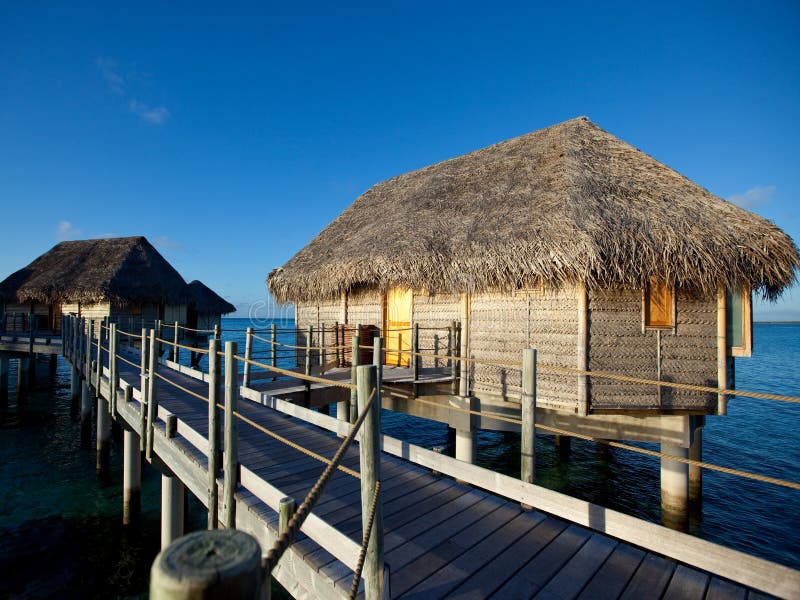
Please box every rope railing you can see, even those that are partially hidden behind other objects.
[261,387,378,573]
[237,355,357,391]
[378,385,800,491]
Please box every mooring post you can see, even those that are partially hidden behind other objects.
[242,327,253,388]
[356,363,384,600]
[172,321,179,363]
[270,322,277,380]
[150,529,262,599]
[223,341,239,529]
[146,329,159,461]
[208,336,221,530]
[521,348,537,497]
[346,324,361,425]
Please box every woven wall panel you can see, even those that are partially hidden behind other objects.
[347,287,383,327]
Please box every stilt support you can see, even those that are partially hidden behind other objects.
[123,428,142,525]
[96,395,111,474]
[689,429,703,503]
[161,472,185,550]
[661,442,689,531]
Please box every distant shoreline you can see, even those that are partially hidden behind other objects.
[754,321,800,324]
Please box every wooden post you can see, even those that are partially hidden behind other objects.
[242,327,253,388]
[123,423,142,525]
[97,392,111,475]
[173,321,179,363]
[451,320,459,396]
[279,496,297,534]
[412,322,420,393]
[156,319,162,358]
[521,348,537,492]
[661,441,689,531]
[208,336,221,530]
[356,364,384,600]
[270,323,277,380]
[346,324,361,424]
[223,341,239,529]
[109,323,118,417]
[146,329,158,462]
[150,529,262,599]
[320,323,326,367]
[140,327,149,451]
[334,321,340,367]
[95,317,105,396]
[304,325,312,402]
[85,319,93,391]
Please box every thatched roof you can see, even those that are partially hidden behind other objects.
[188,280,236,315]
[268,117,798,303]
[0,236,190,306]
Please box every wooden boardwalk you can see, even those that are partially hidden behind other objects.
[96,344,790,600]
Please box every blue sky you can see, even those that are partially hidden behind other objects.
[1,1,798,319]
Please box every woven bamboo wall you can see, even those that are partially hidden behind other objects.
[470,287,579,411]
[347,287,383,327]
[587,288,717,410]
[413,293,460,369]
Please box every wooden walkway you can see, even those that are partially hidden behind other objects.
[95,344,790,600]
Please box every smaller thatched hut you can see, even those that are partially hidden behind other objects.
[268,117,799,416]
[0,237,231,335]
[187,280,236,332]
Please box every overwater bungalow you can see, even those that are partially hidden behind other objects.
[0,236,232,336]
[187,279,236,333]
[268,117,798,523]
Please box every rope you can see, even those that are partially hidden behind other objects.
[237,355,356,390]
[392,391,800,491]
[155,336,210,354]
[153,370,209,402]
[115,353,140,369]
[349,480,382,600]
[261,388,378,574]
[251,332,348,352]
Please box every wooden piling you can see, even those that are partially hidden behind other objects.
[123,424,142,525]
[150,529,262,599]
[356,363,384,600]
[96,393,111,474]
[521,348,537,496]
[161,470,185,549]
[208,336,221,530]
[243,327,253,388]
[279,496,297,534]
[223,341,239,529]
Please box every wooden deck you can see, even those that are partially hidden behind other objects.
[89,344,794,600]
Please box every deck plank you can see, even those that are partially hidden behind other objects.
[619,553,677,600]
[662,565,709,600]
[576,543,646,600]
[705,578,748,600]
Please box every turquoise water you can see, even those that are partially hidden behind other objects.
[0,320,797,597]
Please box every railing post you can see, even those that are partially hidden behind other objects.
[223,341,239,529]
[270,322,277,380]
[173,321,180,363]
[356,363,384,600]
[243,327,253,388]
[412,322,420,387]
[347,324,361,424]
[521,348,537,496]
[334,321,340,367]
[146,329,158,461]
[304,325,312,403]
[156,319,162,357]
[85,319,93,389]
[451,320,459,396]
[320,323,326,367]
[139,327,149,450]
[109,323,118,417]
[95,317,105,395]
[208,336,221,530]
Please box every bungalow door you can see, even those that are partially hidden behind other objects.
[385,287,412,367]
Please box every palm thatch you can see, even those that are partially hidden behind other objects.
[187,280,236,315]
[0,236,190,306]
[268,117,798,303]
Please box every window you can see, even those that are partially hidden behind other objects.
[643,279,675,329]
[726,287,752,357]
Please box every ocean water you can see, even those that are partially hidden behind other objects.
[0,319,797,598]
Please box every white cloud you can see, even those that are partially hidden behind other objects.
[96,57,169,126]
[129,100,170,125]
[727,185,776,209]
[56,221,82,240]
